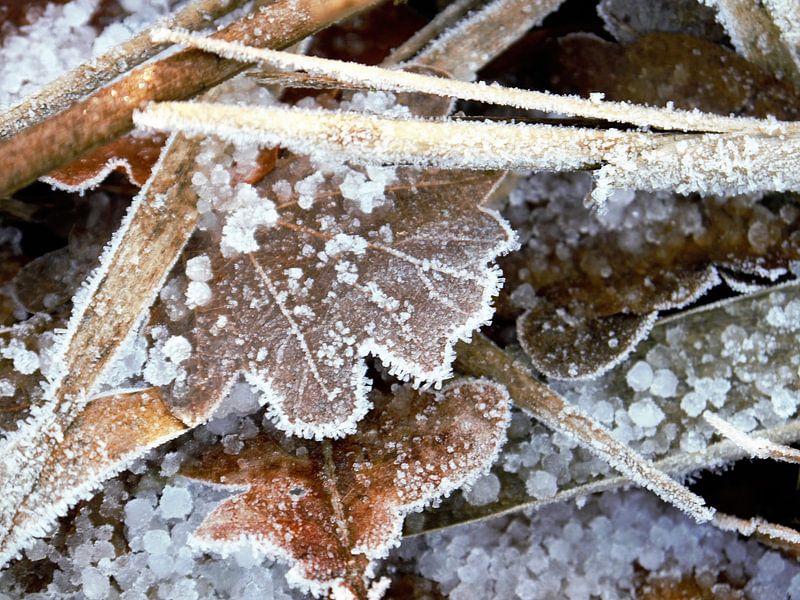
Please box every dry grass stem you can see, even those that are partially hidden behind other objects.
[0,0,249,141]
[412,0,566,80]
[455,333,715,522]
[704,411,800,464]
[134,101,800,204]
[148,26,799,135]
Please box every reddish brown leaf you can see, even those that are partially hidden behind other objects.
[42,133,167,192]
[42,133,278,192]
[182,380,510,599]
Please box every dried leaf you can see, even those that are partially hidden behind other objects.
[41,133,167,191]
[0,388,187,565]
[547,31,800,120]
[182,380,510,598]
[413,283,800,535]
[501,173,800,379]
[598,0,726,44]
[517,299,657,380]
[40,133,277,192]
[154,160,516,438]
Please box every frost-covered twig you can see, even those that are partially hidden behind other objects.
[134,101,800,204]
[714,512,800,546]
[385,0,483,65]
[702,0,800,88]
[148,27,800,135]
[0,0,249,142]
[0,0,382,198]
[0,0,383,568]
[412,0,566,80]
[454,333,715,523]
[704,411,800,464]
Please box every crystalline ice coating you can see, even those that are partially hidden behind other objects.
[626,361,654,392]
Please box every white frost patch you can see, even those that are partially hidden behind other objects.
[185,281,212,309]
[162,336,192,364]
[185,255,213,282]
[324,233,368,257]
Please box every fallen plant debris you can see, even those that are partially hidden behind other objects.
[0,0,799,598]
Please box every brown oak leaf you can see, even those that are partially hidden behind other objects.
[181,379,510,599]
[153,158,516,438]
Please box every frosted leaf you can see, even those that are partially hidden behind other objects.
[41,133,167,192]
[0,388,187,566]
[181,380,510,598]
[153,162,516,439]
[500,171,800,378]
[517,299,657,380]
[598,0,725,43]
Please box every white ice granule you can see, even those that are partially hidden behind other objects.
[185,281,212,309]
[185,255,213,282]
[162,335,191,364]
[681,392,706,417]
[649,368,678,398]
[324,233,368,257]
[525,470,558,499]
[770,387,799,419]
[625,361,653,392]
[220,186,279,255]
[158,486,193,520]
[81,566,109,600]
[463,473,501,506]
[628,398,666,427]
[142,529,171,555]
[0,379,14,397]
[1,339,40,375]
